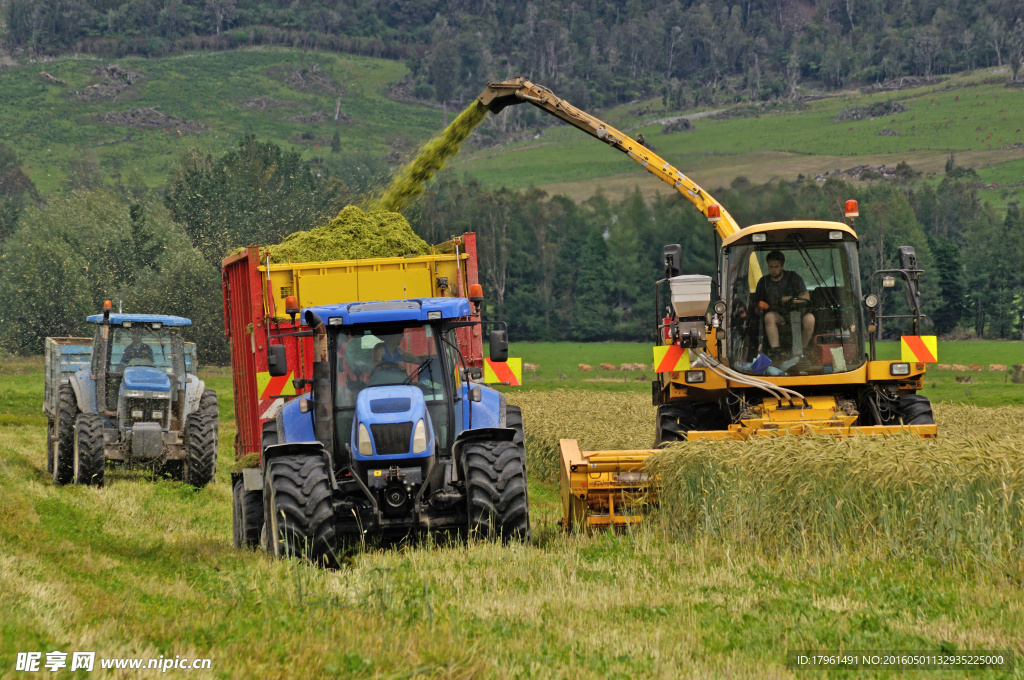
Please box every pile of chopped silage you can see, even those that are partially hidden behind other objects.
[267,205,430,263]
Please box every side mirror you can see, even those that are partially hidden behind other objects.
[898,246,917,271]
[267,344,288,377]
[488,329,508,362]
[469,386,482,402]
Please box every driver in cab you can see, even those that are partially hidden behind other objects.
[371,333,425,370]
[119,327,154,368]
[753,250,815,360]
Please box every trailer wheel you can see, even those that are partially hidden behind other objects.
[465,439,530,542]
[54,383,77,485]
[897,394,934,426]
[73,412,105,487]
[655,402,727,446]
[183,408,218,488]
[263,454,337,565]
[232,476,264,549]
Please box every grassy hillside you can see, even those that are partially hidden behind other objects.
[0,48,444,193]
[455,69,1024,210]
[2,360,1022,678]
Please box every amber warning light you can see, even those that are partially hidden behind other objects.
[707,204,722,223]
[103,299,112,310]
[468,283,484,305]
[284,295,299,316]
[845,199,859,218]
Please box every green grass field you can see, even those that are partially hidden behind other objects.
[2,344,1023,678]
[507,340,1024,405]
[455,69,1024,207]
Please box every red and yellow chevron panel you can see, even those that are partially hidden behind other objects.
[484,358,522,386]
[653,345,690,373]
[900,335,937,363]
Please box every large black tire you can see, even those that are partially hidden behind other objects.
[54,383,77,485]
[183,391,218,487]
[46,418,55,475]
[464,439,530,542]
[232,476,264,549]
[897,394,934,425]
[263,454,337,565]
[505,405,525,449]
[73,412,105,487]
[655,401,728,446]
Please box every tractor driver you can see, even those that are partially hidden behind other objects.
[371,332,426,370]
[753,250,815,360]
[119,326,154,368]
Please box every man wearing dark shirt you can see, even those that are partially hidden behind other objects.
[119,328,154,368]
[754,250,814,357]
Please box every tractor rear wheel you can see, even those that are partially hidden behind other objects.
[232,476,264,549]
[464,439,530,542]
[73,412,105,487]
[183,392,218,487]
[263,454,337,565]
[54,383,77,485]
[655,402,727,446]
[897,394,934,426]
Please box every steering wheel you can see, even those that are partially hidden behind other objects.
[403,358,434,385]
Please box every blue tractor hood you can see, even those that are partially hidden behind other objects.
[121,366,172,393]
[352,385,434,461]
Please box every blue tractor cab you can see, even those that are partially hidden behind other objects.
[244,296,529,561]
[48,305,218,488]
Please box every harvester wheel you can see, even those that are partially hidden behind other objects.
[73,412,105,487]
[263,454,337,565]
[232,476,264,549]
[183,407,218,488]
[54,383,77,485]
[464,439,530,542]
[897,394,934,426]
[655,402,727,446]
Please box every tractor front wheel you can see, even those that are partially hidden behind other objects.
[54,383,77,485]
[897,394,934,426]
[73,413,105,487]
[183,391,218,488]
[655,402,727,446]
[465,439,530,543]
[263,454,337,565]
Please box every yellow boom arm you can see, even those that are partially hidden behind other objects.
[478,77,741,240]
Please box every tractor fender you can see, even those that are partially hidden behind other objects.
[182,377,206,416]
[69,369,97,414]
[463,384,506,429]
[451,427,518,470]
[278,396,316,444]
[261,441,337,487]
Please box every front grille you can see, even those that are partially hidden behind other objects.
[124,397,170,429]
[370,423,413,455]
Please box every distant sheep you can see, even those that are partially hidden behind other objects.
[968,364,983,371]
[989,364,1007,371]
[620,362,648,371]
[599,363,618,371]
[936,364,952,370]
[578,363,594,371]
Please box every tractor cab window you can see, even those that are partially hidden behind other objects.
[109,325,179,374]
[333,324,450,450]
[724,238,865,376]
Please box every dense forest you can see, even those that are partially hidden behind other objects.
[0,135,1021,363]
[4,0,1024,110]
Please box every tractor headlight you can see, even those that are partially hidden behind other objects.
[890,362,911,376]
[412,419,428,453]
[132,409,144,419]
[863,294,879,309]
[684,370,706,384]
[357,423,373,456]
[151,410,163,420]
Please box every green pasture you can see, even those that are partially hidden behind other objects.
[0,48,443,193]
[455,69,1024,204]
[2,356,1024,678]
[507,340,1024,405]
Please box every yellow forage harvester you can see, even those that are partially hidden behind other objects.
[477,78,937,530]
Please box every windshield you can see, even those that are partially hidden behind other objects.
[109,326,180,375]
[333,324,451,449]
[724,239,865,376]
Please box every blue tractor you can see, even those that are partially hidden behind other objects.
[45,303,218,487]
[233,297,528,562]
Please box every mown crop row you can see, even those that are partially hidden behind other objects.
[510,390,1024,568]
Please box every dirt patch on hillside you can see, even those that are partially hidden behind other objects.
[835,100,908,122]
[267,63,344,95]
[97,107,205,133]
[77,65,141,100]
